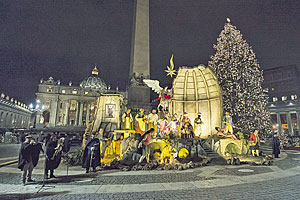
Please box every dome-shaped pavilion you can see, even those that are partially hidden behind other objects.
[80,66,107,92]
[169,65,222,139]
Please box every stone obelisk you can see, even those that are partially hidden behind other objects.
[128,0,151,110]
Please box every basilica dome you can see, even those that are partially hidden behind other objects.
[80,66,107,92]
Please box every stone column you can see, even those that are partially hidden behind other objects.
[86,103,90,124]
[287,112,293,136]
[78,102,84,126]
[276,113,281,133]
[64,100,70,125]
[296,111,300,136]
[49,99,58,127]
[128,0,150,110]
[75,101,80,126]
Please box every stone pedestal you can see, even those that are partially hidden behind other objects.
[128,85,150,111]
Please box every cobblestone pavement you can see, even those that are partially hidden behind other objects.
[0,144,20,159]
[0,174,299,200]
[0,170,216,185]
[0,145,299,200]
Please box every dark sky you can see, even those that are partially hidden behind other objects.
[1,0,300,104]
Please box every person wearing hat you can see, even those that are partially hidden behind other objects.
[18,135,35,185]
[194,112,204,138]
[82,132,101,173]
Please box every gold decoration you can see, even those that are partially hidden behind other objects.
[91,65,99,75]
[165,54,176,78]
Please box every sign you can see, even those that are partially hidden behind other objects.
[282,124,288,129]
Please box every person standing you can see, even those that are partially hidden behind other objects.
[99,129,106,164]
[223,112,233,134]
[82,132,101,173]
[272,132,281,158]
[194,113,204,138]
[122,109,133,130]
[135,108,147,135]
[18,135,35,185]
[19,132,26,144]
[138,128,154,163]
[250,129,260,157]
[31,138,44,168]
[147,109,159,133]
[44,135,61,179]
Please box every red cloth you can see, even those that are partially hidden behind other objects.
[250,133,256,144]
[156,94,171,100]
[143,133,150,145]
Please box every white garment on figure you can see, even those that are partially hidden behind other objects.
[194,125,202,137]
[168,121,178,134]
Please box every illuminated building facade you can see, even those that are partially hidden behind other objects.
[35,66,127,132]
[263,65,300,135]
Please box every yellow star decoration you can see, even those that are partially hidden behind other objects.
[165,54,176,78]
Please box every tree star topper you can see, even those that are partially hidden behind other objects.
[165,54,176,78]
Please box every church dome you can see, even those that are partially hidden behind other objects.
[170,64,223,139]
[80,66,107,91]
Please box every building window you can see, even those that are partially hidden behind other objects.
[271,87,275,91]
[47,87,53,92]
[270,114,278,130]
[273,97,278,102]
[61,89,66,94]
[72,89,77,94]
[282,96,287,101]
[290,113,298,129]
[280,114,289,133]
[291,94,297,100]
[84,91,88,95]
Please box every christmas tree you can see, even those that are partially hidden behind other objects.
[208,18,271,136]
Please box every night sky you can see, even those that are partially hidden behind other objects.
[1,0,300,104]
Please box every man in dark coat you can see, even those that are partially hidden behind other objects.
[18,135,35,185]
[82,132,101,173]
[44,135,61,179]
[272,132,281,158]
[32,139,44,168]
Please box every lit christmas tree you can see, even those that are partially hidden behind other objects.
[208,18,271,136]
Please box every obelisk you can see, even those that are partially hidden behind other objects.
[128,0,151,110]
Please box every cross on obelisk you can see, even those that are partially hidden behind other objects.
[128,0,151,110]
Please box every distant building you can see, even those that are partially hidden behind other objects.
[0,93,33,129]
[35,66,127,132]
[263,65,300,135]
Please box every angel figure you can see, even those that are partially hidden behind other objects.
[143,79,172,112]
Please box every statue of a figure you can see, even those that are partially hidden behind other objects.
[135,108,147,135]
[143,79,172,111]
[180,112,193,138]
[147,109,158,133]
[129,72,139,86]
[122,109,133,130]
[193,113,204,138]
[223,111,233,134]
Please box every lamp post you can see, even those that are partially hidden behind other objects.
[29,99,45,129]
